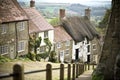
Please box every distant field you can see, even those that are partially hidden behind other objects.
[0,61,68,80]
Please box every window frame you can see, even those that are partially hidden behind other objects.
[18,22,25,31]
[1,24,7,34]
[44,31,48,38]
[93,44,97,50]
[65,49,69,55]
[39,46,46,53]
[57,42,61,48]
[18,41,25,52]
[0,45,8,55]
[66,41,70,46]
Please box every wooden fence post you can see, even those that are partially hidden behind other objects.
[72,64,75,80]
[82,64,84,73]
[76,63,78,78]
[88,63,90,70]
[67,64,71,80]
[78,63,80,75]
[79,64,81,75]
[84,63,87,71]
[13,63,24,80]
[60,64,64,80]
[92,64,95,70]
[46,64,52,80]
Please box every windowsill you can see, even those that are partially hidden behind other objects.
[66,45,70,47]
[18,50,24,53]
[19,29,24,31]
[1,53,8,55]
[57,47,61,49]
[1,32,6,34]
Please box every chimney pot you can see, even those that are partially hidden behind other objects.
[30,0,35,8]
[59,9,65,20]
[85,8,91,20]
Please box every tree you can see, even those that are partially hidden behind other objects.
[92,0,120,80]
[96,9,111,35]
[98,9,111,29]
[49,17,60,26]
[29,35,42,60]
[44,38,52,57]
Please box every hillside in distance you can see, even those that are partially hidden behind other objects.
[18,0,111,21]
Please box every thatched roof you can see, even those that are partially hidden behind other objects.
[54,26,72,42]
[0,0,28,23]
[24,8,54,34]
[61,16,99,42]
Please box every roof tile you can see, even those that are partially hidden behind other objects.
[24,8,54,33]
[54,26,72,42]
[0,0,28,23]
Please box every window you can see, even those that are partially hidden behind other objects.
[57,42,61,48]
[40,46,46,53]
[1,24,7,34]
[65,49,69,54]
[66,41,70,46]
[44,31,48,38]
[86,39,89,44]
[87,45,90,52]
[93,44,96,50]
[60,50,64,57]
[0,45,8,54]
[18,41,25,52]
[18,22,25,31]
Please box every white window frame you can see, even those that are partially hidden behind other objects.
[93,44,96,50]
[40,46,46,53]
[57,42,61,48]
[65,49,69,54]
[0,45,8,55]
[1,24,7,34]
[44,31,48,38]
[60,50,64,58]
[66,41,70,46]
[18,41,25,52]
[18,22,25,31]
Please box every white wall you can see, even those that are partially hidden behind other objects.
[72,38,90,62]
[38,30,54,46]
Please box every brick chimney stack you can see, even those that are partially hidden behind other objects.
[30,0,35,8]
[59,9,65,21]
[85,8,91,20]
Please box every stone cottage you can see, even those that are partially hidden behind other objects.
[54,26,73,63]
[0,0,29,59]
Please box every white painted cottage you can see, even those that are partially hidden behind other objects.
[60,9,99,63]
[24,0,54,53]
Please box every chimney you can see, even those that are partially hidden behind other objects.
[59,9,65,21]
[85,8,91,20]
[30,0,35,8]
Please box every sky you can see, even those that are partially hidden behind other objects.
[37,0,111,3]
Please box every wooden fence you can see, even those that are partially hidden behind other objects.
[0,63,95,80]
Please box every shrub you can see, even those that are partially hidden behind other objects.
[26,52,36,61]
[38,52,49,61]
[92,74,104,80]
[49,50,57,63]
[0,55,12,63]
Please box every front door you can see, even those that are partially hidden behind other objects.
[60,51,64,63]
[87,54,90,63]
[75,49,79,60]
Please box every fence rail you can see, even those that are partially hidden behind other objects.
[0,63,95,80]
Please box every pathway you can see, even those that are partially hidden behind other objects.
[76,70,93,80]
